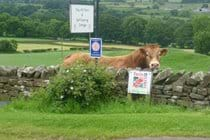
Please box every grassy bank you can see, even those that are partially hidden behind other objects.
[1,97,210,139]
[1,107,210,140]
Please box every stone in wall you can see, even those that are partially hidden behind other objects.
[153,68,172,84]
[0,66,18,77]
[151,69,210,108]
[0,65,59,100]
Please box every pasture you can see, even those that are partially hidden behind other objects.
[0,38,209,72]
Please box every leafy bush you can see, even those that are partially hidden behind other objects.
[152,3,159,9]
[194,31,210,55]
[25,62,125,113]
[0,39,18,52]
[30,49,49,53]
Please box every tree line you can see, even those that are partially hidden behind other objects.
[100,14,210,55]
[0,12,210,54]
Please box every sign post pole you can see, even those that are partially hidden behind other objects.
[69,0,101,66]
[94,0,100,66]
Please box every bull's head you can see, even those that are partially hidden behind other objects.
[140,45,168,70]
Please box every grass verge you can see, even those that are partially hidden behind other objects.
[1,107,210,140]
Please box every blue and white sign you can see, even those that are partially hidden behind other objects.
[90,38,102,58]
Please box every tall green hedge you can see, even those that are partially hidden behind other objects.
[0,40,18,52]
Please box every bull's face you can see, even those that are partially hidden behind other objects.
[140,45,168,70]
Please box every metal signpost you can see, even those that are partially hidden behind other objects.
[128,70,153,102]
[69,0,101,64]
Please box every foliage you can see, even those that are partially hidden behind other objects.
[121,16,147,45]
[170,9,178,16]
[194,31,210,55]
[182,0,210,3]
[192,15,210,34]
[0,39,17,52]
[202,3,208,8]
[174,22,193,49]
[25,62,125,113]
[178,10,191,18]
[144,18,178,46]
[99,14,122,42]
[152,3,160,9]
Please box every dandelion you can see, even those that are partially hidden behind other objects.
[83,69,87,73]
[66,70,69,73]
[70,86,74,90]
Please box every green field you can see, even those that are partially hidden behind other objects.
[0,38,210,72]
[1,107,210,140]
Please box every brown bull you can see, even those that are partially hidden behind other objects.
[63,44,168,70]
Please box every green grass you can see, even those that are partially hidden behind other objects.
[0,38,209,72]
[0,50,132,66]
[1,106,210,140]
[161,48,210,72]
[0,48,209,72]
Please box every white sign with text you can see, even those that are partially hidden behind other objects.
[70,4,94,33]
[128,70,152,95]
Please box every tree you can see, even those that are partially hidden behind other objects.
[174,22,193,49]
[47,19,63,38]
[170,9,178,16]
[17,5,40,16]
[21,18,36,37]
[59,21,70,39]
[192,15,210,34]
[43,0,67,10]
[0,22,7,36]
[0,39,18,52]
[144,18,167,46]
[182,0,210,3]
[194,31,210,55]
[6,17,22,36]
[178,10,191,18]
[121,16,147,44]
[99,14,122,42]
[34,22,48,37]
[202,3,208,8]
[152,3,159,9]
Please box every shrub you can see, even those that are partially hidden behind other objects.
[0,39,18,52]
[152,3,159,9]
[23,50,31,53]
[30,49,49,53]
[31,62,124,113]
[202,3,208,8]
[194,31,210,55]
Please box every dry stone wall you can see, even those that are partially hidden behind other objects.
[0,66,59,100]
[0,66,210,108]
[151,69,210,108]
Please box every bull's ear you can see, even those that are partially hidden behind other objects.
[160,48,168,56]
[139,48,146,56]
